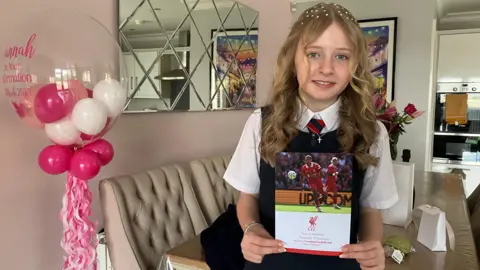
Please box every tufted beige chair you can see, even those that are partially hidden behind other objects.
[189,154,239,225]
[467,183,480,262]
[99,163,208,270]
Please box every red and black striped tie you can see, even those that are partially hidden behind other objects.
[307,118,326,135]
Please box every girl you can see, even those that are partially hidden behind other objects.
[224,2,398,270]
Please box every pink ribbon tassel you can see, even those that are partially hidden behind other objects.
[60,172,98,270]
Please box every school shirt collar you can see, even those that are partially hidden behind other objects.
[297,97,341,132]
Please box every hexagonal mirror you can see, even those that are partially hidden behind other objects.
[118,0,259,112]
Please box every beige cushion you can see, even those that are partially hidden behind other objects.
[467,182,480,215]
[99,163,208,270]
[189,154,239,225]
[467,183,480,262]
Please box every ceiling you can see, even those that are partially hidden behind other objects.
[119,0,480,33]
[289,0,480,30]
[439,0,480,15]
[437,0,480,29]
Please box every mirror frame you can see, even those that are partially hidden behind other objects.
[116,0,260,114]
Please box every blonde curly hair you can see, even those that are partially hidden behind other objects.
[260,2,378,169]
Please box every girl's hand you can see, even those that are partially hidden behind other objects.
[241,224,286,264]
[340,240,385,270]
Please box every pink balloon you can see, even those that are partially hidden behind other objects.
[83,139,114,166]
[38,145,74,175]
[34,83,75,123]
[87,89,93,98]
[70,149,102,181]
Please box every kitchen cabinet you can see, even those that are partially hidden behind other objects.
[123,50,161,99]
[431,162,480,197]
[437,32,480,83]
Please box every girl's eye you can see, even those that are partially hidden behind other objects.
[307,52,320,58]
[336,55,349,60]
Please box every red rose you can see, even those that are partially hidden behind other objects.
[404,103,417,115]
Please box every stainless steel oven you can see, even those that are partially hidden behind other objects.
[433,82,480,162]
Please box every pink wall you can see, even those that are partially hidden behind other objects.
[0,0,292,269]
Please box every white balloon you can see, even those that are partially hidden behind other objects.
[93,78,127,117]
[71,98,108,135]
[45,118,81,145]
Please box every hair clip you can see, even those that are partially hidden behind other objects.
[299,3,359,25]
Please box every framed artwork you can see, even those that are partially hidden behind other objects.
[358,17,397,102]
[210,28,258,109]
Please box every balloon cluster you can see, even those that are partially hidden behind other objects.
[2,9,129,270]
[36,79,125,180]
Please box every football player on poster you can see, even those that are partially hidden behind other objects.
[300,155,326,212]
[327,157,341,209]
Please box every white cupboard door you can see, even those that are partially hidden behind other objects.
[437,33,480,83]
[464,168,480,198]
[96,233,108,270]
[134,51,160,99]
[123,53,136,97]
[431,163,452,173]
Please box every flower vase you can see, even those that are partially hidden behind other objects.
[389,133,400,161]
[390,141,398,160]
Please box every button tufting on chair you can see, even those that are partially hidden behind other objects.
[99,163,208,270]
[189,154,239,226]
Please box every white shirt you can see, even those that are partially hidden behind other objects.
[223,98,399,209]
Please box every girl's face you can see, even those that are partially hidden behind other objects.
[294,22,352,111]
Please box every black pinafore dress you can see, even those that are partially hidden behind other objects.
[244,107,365,270]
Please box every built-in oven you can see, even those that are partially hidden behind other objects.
[432,82,480,197]
[433,82,480,162]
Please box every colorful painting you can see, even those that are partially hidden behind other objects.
[211,29,258,109]
[359,18,397,102]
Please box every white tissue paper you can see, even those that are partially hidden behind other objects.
[417,205,447,252]
[380,162,415,227]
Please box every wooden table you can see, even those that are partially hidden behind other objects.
[157,172,479,270]
[382,171,479,269]
[157,234,208,270]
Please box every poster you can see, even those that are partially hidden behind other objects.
[359,17,397,102]
[275,152,353,255]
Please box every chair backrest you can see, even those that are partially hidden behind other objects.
[468,182,480,215]
[99,163,207,270]
[467,183,480,261]
[189,154,239,225]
